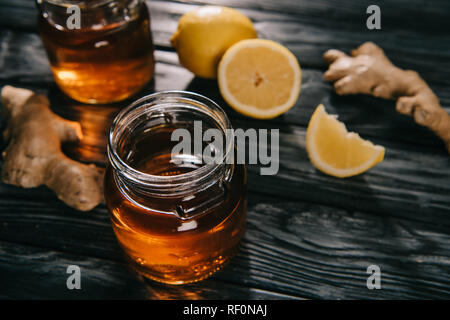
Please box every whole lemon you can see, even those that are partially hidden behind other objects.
[170,6,257,79]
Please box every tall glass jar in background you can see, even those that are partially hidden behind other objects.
[37,0,155,104]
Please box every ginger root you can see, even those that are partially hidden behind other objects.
[323,42,450,153]
[1,85,103,211]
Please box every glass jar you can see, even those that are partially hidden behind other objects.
[36,0,155,104]
[105,91,247,284]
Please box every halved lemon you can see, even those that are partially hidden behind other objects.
[218,39,301,119]
[306,104,385,178]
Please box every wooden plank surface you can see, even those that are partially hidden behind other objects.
[1,193,449,299]
[0,241,299,300]
[0,0,449,299]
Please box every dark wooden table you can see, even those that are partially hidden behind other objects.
[0,0,449,299]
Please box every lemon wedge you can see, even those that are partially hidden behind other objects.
[306,104,385,177]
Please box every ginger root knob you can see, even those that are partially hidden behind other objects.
[323,42,450,153]
[1,85,103,211]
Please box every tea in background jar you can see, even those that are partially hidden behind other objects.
[37,0,155,104]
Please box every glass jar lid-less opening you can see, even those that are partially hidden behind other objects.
[107,91,235,199]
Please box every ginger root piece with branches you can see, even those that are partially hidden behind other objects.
[323,42,450,153]
[1,85,103,211]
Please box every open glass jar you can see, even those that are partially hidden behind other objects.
[37,0,155,104]
[105,91,247,284]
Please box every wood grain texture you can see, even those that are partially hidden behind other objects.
[2,36,447,224]
[1,24,449,149]
[0,194,448,299]
[0,240,298,299]
[0,0,449,299]
[2,0,450,86]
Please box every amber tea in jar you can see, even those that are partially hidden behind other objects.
[105,91,247,284]
[37,0,155,104]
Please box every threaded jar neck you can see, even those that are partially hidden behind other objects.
[107,91,234,198]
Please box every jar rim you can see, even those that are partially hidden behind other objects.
[36,0,124,8]
[107,91,234,193]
